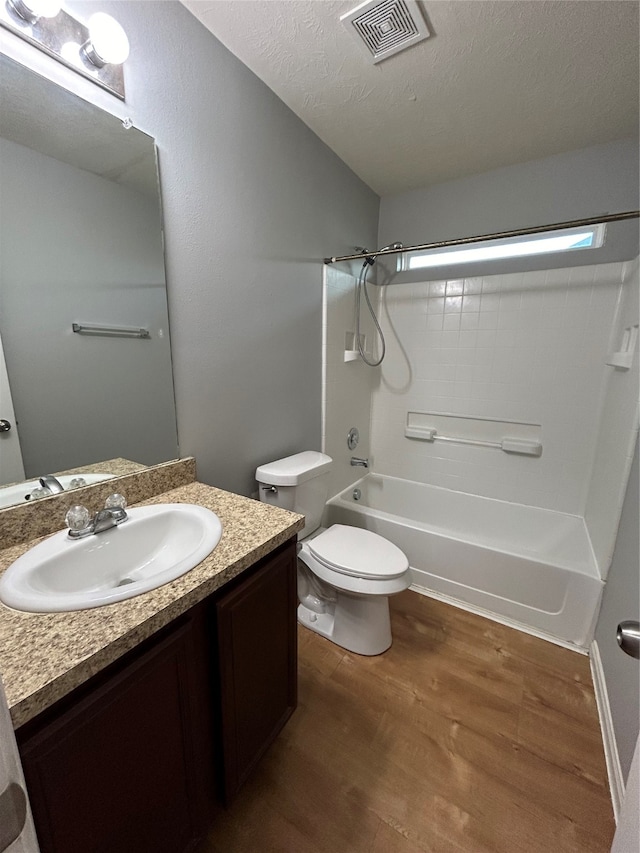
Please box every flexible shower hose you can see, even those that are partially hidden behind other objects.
[355,260,386,367]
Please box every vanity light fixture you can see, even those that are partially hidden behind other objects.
[0,1,129,98]
[6,0,60,24]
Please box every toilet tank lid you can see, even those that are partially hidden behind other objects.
[255,451,332,486]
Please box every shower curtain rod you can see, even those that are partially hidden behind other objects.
[323,210,640,264]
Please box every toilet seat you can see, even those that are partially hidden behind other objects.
[308,524,408,580]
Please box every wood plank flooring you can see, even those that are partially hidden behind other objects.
[198,590,614,853]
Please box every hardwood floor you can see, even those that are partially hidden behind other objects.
[198,590,614,852]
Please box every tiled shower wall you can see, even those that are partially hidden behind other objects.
[368,261,629,514]
[585,257,640,575]
[322,266,376,497]
[322,258,639,572]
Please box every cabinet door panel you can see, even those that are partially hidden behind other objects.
[217,542,297,801]
[19,618,208,853]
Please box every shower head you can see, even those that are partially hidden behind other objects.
[355,242,403,267]
[371,242,403,264]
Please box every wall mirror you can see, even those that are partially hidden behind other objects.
[0,52,179,508]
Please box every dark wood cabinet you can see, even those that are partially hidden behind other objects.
[216,542,297,802]
[16,537,297,853]
[17,611,214,853]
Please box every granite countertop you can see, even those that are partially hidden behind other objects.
[0,457,146,492]
[0,482,304,728]
[53,457,149,479]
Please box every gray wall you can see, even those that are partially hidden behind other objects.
[59,0,379,495]
[378,140,639,283]
[595,440,639,784]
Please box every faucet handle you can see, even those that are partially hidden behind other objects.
[105,493,127,510]
[65,505,91,533]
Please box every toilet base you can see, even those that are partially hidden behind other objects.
[297,591,392,656]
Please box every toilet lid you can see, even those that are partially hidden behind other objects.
[308,525,409,580]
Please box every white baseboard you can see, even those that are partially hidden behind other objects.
[590,639,625,821]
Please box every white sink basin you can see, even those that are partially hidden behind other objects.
[0,503,222,613]
[0,473,116,510]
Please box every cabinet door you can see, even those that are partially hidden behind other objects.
[216,541,297,802]
[18,614,212,853]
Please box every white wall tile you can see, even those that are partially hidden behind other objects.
[368,261,625,512]
[323,257,638,566]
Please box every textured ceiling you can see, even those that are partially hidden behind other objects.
[181,0,639,197]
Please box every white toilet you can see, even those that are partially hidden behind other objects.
[256,451,410,655]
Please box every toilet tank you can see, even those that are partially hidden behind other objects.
[255,451,332,539]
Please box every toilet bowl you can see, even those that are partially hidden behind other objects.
[256,451,410,655]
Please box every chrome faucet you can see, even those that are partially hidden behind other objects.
[92,507,127,535]
[39,475,64,494]
[350,456,369,468]
[67,507,128,539]
[66,495,128,539]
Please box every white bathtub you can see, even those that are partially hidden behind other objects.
[324,474,603,648]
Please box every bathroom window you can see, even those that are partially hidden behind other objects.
[402,223,606,271]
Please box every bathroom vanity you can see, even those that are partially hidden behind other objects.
[0,470,303,853]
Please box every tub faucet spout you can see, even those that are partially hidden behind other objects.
[350,456,369,468]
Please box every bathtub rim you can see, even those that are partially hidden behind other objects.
[327,471,600,580]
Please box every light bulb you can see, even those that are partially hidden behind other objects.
[26,0,60,15]
[82,13,130,67]
[7,0,61,23]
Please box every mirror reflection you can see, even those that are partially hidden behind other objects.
[0,54,179,506]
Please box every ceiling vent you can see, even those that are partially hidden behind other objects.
[341,0,430,64]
